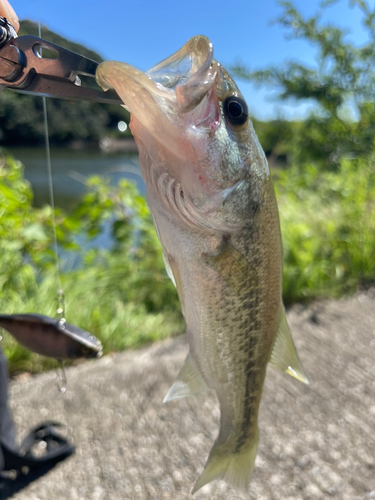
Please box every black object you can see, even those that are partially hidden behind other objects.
[0,348,15,471]
[1,421,75,472]
[0,17,17,49]
[0,347,74,490]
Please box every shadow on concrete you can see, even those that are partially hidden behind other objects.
[0,463,60,500]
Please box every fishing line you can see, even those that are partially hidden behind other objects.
[37,9,69,396]
[57,361,67,394]
[37,16,65,322]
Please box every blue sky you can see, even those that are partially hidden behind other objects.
[13,0,371,119]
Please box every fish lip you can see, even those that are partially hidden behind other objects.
[96,36,217,114]
[96,61,175,109]
[146,35,213,86]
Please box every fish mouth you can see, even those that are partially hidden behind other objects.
[146,35,217,111]
[96,36,218,134]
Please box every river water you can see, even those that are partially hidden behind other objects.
[9,147,145,208]
[9,147,145,253]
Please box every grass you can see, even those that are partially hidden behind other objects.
[277,158,375,303]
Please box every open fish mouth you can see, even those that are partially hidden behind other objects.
[96,36,217,125]
[146,35,217,111]
[146,36,214,90]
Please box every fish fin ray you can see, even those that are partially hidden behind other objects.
[192,432,259,494]
[163,353,208,403]
[162,252,176,287]
[269,307,309,384]
[165,253,186,317]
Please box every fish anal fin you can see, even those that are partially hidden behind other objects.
[270,307,309,385]
[163,353,208,403]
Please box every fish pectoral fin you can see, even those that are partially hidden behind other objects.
[163,353,208,403]
[269,307,309,385]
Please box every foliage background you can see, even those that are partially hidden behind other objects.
[0,0,374,373]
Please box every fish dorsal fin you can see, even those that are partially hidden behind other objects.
[269,308,309,385]
[163,353,208,403]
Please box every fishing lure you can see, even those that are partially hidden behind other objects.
[0,314,102,359]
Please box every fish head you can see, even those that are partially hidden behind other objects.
[96,36,269,231]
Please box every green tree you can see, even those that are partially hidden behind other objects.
[232,0,375,168]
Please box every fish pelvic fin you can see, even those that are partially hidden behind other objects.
[163,353,208,403]
[269,307,309,385]
[192,430,259,494]
[162,252,176,287]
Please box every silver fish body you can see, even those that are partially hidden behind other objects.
[96,36,308,493]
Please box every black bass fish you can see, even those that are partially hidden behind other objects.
[96,36,308,493]
[0,314,102,359]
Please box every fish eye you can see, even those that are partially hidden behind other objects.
[223,96,248,127]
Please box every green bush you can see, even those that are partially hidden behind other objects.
[277,158,375,303]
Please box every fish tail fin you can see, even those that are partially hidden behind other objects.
[192,430,259,494]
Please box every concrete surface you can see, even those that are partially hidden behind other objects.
[1,290,375,500]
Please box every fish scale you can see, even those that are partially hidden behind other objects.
[96,34,308,494]
[192,191,280,450]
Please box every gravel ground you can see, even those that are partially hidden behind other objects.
[1,290,374,500]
